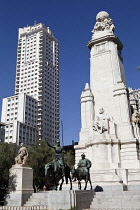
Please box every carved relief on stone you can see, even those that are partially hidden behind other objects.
[92,11,115,34]
[15,143,29,165]
[93,107,113,134]
[131,110,140,124]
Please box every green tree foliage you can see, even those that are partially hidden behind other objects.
[27,140,55,190]
[0,143,17,201]
[64,150,75,169]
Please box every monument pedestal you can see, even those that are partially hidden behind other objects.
[24,190,95,210]
[6,164,34,206]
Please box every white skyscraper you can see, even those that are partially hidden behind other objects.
[1,23,60,145]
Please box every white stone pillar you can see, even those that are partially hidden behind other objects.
[79,83,94,145]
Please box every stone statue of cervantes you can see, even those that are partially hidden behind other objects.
[15,143,28,165]
[93,107,113,134]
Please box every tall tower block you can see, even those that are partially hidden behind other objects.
[1,23,60,145]
[75,11,140,190]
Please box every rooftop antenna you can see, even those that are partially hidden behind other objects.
[34,19,37,25]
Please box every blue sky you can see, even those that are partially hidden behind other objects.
[0,0,140,145]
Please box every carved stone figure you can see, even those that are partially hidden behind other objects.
[93,107,112,134]
[131,110,140,124]
[93,11,115,33]
[15,143,28,165]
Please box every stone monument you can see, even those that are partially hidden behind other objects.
[75,11,140,190]
[6,144,34,206]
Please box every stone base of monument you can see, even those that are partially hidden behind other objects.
[89,190,140,209]
[89,169,125,191]
[6,164,34,206]
[24,190,95,210]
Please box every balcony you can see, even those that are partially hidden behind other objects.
[38,98,43,103]
[39,65,44,68]
[39,56,43,60]
[39,49,44,53]
[39,77,44,82]
[38,103,43,107]
[37,123,42,126]
[38,69,43,73]
[38,72,43,76]
[39,39,44,43]
[38,85,43,90]
[39,45,43,50]
[38,108,43,112]
[39,41,43,45]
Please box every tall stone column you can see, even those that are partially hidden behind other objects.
[75,11,140,189]
[75,83,94,165]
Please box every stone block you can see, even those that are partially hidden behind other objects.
[6,165,34,206]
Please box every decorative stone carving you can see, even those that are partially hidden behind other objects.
[131,110,140,124]
[93,108,113,134]
[92,11,115,33]
[15,143,28,165]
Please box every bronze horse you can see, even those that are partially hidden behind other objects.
[71,167,92,190]
[45,162,72,191]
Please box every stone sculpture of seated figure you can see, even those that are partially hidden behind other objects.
[15,143,28,165]
[93,107,112,134]
[131,110,140,124]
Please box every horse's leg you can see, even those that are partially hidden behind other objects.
[69,176,72,190]
[89,179,92,190]
[59,177,64,190]
[84,180,87,190]
[89,175,92,190]
[78,180,81,190]
[55,181,57,191]
[54,177,58,191]
[84,175,88,190]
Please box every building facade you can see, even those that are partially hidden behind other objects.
[1,23,60,145]
[1,93,38,144]
[0,122,5,143]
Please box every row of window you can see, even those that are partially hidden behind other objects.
[7,102,18,107]
[7,107,18,112]
[7,117,17,121]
